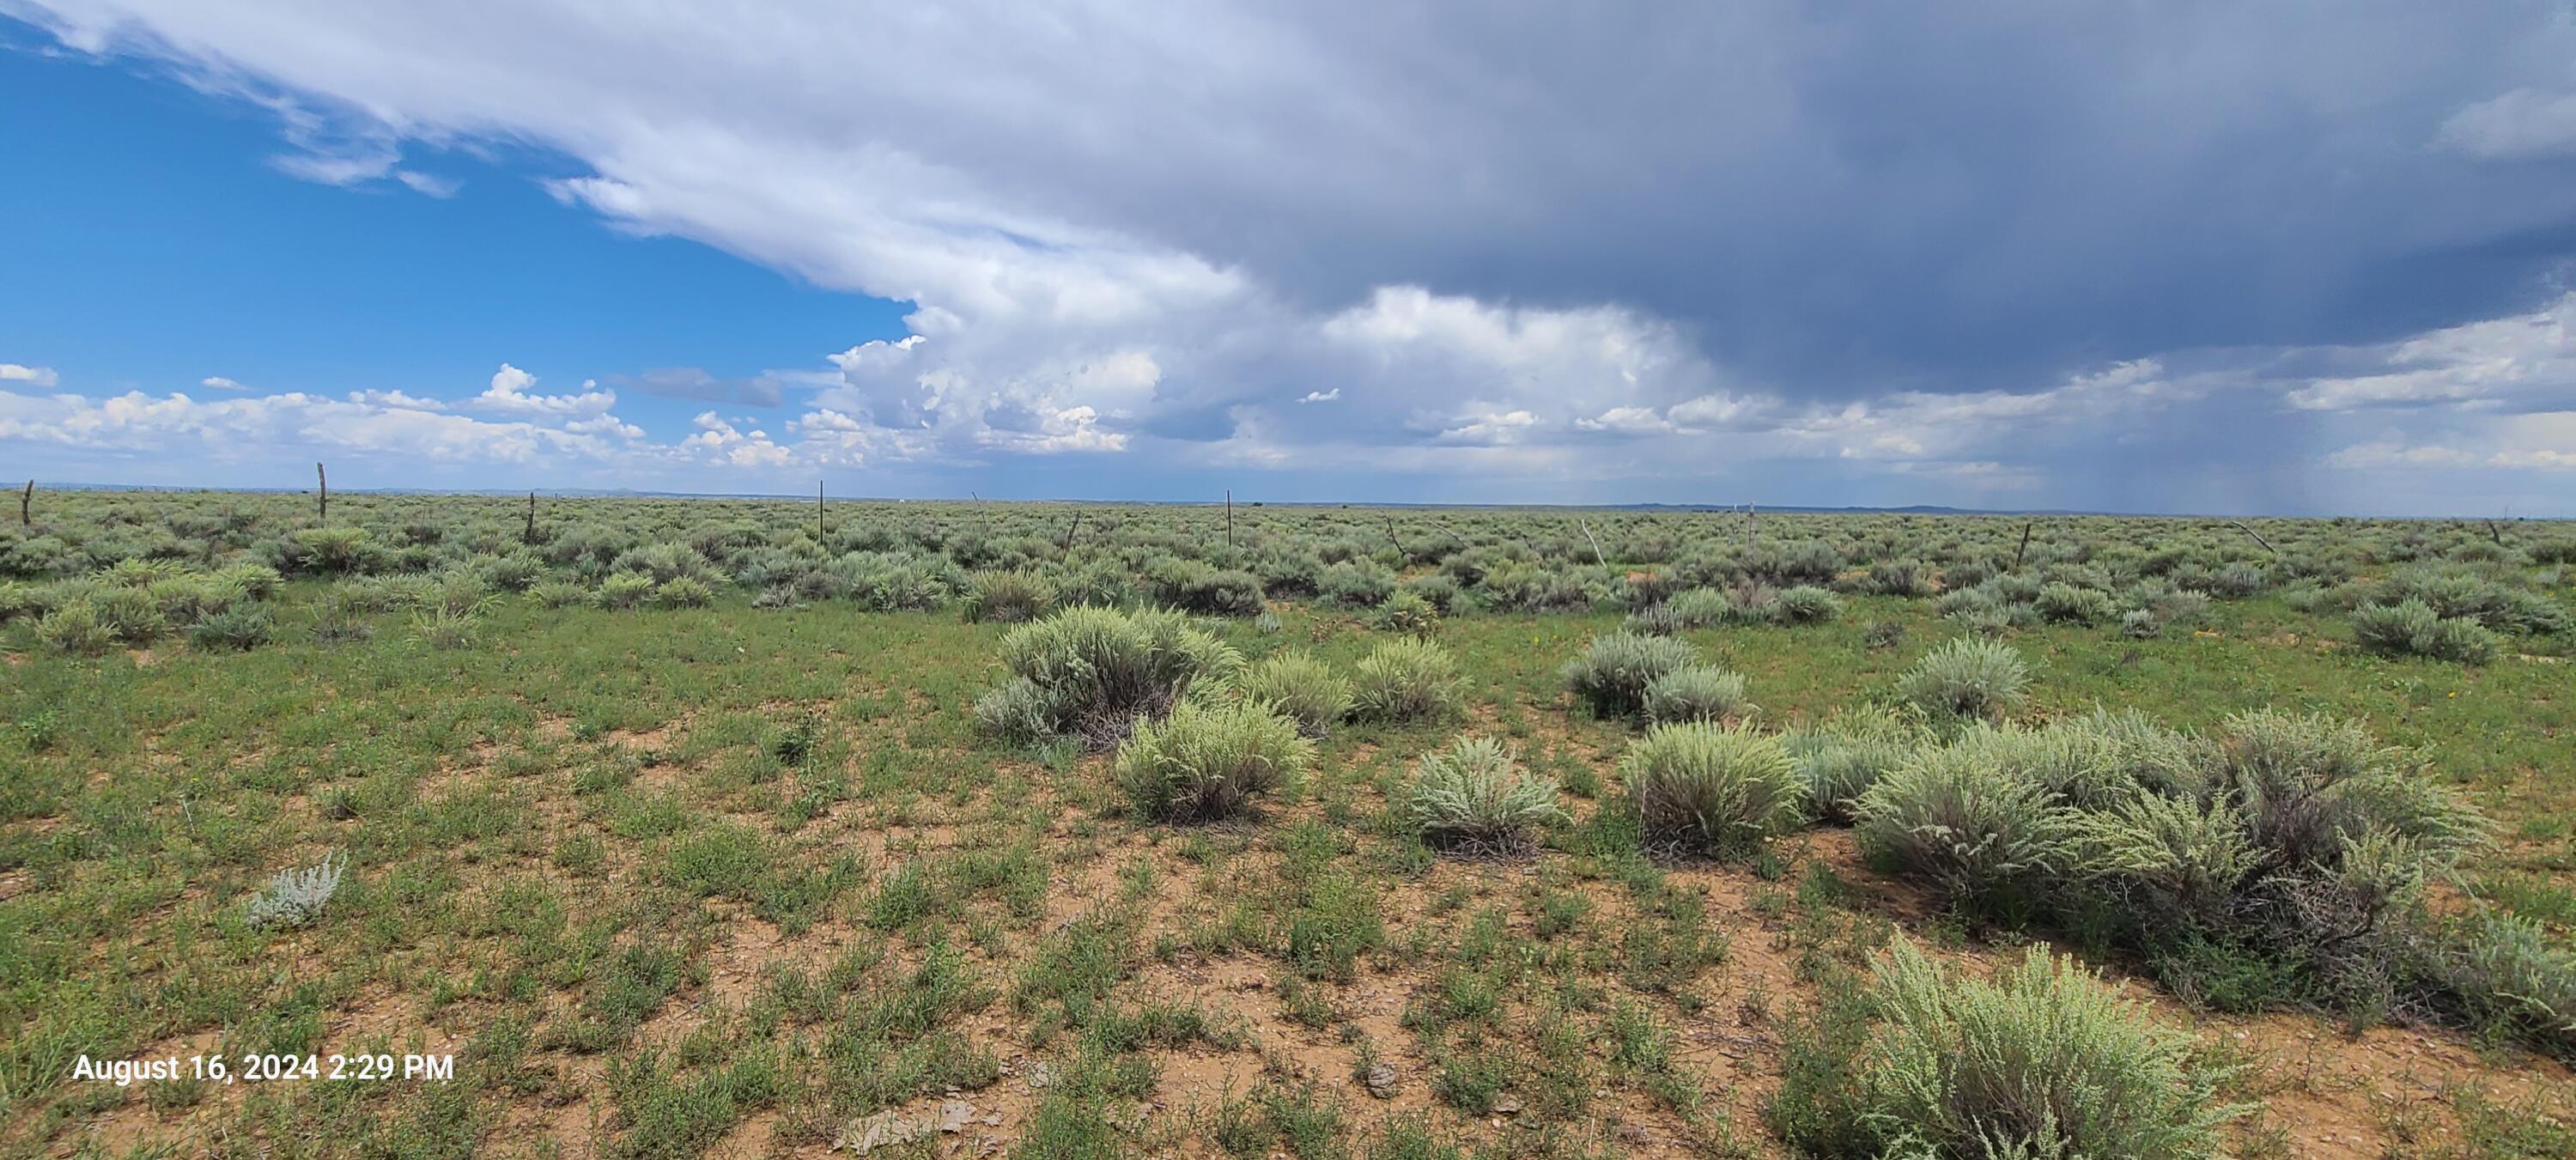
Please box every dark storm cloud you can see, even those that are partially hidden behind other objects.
[11,0,2576,511]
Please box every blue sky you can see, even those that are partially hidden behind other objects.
[5,3,2576,513]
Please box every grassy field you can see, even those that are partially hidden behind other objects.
[2,494,2573,1158]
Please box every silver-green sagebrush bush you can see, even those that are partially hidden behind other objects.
[1403,736,1568,854]
[1561,630,1701,718]
[1893,636,2032,720]
[1368,587,1441,637]
[2427,910,2576,1058]
[1622,722,1804,854]
[976,605,1242,748]
[1235,650,1352,738]
[2351,598,2500,664]
[1114,699,1313,820]
[1348,637,1464,724]
[245,852,349,932]
[1773,584,1844,623]
[1854,729,2079,908]
[1783,708,1922,823]
[653,576,715,609]
[1641,665,1753,726]
[1774,938,2245,1160]
[963,568,1055,623]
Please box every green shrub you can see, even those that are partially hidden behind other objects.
[2353,598,2498,663]
[972,677,1056,747]
[2426,910,2576,1060]
[1349,638,1464,724]
[187,605,274,651]
[88,585,168,644]
[33,600,117,655]
[1403,737,1567,854]
[287,526,379,574]
[1114,699,1313,820]
[1854,732,2076,911]
[1151,562,1266,616]
[1774,938,2244,1160]
[0,580,44,623]
[1319,560,1399,608]
[530,580,592,609]
[598,573,658,610]
[307,589,374,643]
[1783,709,1920,823]
[1561,631,1700,719]
[1860,561,1931,598]
[1236,651,1352,738]
[653,577,716,609]
[609,542,719,585]
[1774,585,1844,623]
[1641,665,1752,726]
[475,551,545,592]
[963,568,1056,623]
[2035,581,2116,625]
[980,605,1242,748]
[1893,637,2032,720]
[1368,588,1441,637]
[1622,722,1803,855]
[1660,586,1735,629]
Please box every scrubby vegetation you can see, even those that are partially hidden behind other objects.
[1623,722,1804,855]
[3,490,2571,1157]
[1773,939,2246,1159]
[1113,699,1314,820]
[1401,736,1566,854]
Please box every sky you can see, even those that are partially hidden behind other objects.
[3,3,2576,515]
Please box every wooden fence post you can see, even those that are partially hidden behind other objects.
[316,463,328,525]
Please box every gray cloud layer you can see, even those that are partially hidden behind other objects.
[6,0,2576,513]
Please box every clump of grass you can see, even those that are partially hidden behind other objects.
[1115,699,1314,820]
[1403,737,1567,855]
[1771,938,2245,1160]
[1561,631,1700,719]
[407,601,489,649]
[1641,665,1753,726]
[1236,650,1352,738]
[977,605,1242,748]
[1893,636,2032,720]
[1349,638,1464,724]
[1622,722,1803,855]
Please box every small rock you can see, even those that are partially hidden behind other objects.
[1364,1062,1400,1099]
